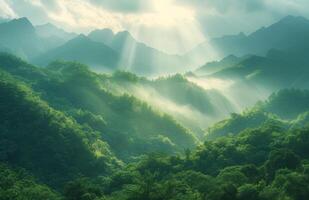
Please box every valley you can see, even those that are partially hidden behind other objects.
[0,9,309,200]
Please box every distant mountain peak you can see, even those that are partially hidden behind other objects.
[223,54,238,61]
[8,17,33,28]
[88,29,115,45]
[35,22,77,41]
[13,17,31,23]
[112,30,137,48]
[75,34,88,40]
[281,15,307,21]
[0,17,36,35]
[37,22,59,30]
[274,15,309,26]
[115,30,133,39]
[64,34,90,46]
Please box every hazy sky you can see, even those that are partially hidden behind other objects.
[1,0,309,54]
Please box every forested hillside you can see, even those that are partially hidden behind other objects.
[72,123,309,200]
[1,12,309,200]
[0,69,118,188]
[0,53,196,162]
[1,51,309,199]
[98,71,236,137]
[207,89,309,139]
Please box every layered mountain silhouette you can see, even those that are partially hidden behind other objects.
[207,46,309,92]
[0,17,43,59]
[0,18,189,75]
[88,29,188,75]
[1,16,309,76]
[32,25,190,75]
[2,13,309,200]
[36,23,77,40]
[195,54,249,75]
[0,17,77,59]
[189,15,309,66]
[35,23,77,49]
[33,35,120,71]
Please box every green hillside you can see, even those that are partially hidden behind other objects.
[96,71,236,137]
[58,114,309,200]
[0,53,196,162]
[2,14,309,200]
[0,164,61,200]
[206,89,309,139]
[0,70,118,188]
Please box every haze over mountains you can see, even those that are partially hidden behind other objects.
[2,11,309,200]
[0,17,189,76]
[0,14,309,147]
[1,15,309,76]
[1,15,309,113]
[190,15,309,66]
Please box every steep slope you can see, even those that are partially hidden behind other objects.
[62,119,309,200]
[32,35,120,71]
[98,71,237,138]
[210,47,309,90]
[0,18,44,59]
[195,55,248,76]
[0,53,197,161]
[189,16,309,65]
[206,89,309,139]
[88,28,114,46]
[35,23,77,49]
[0,70,117,188]
[36,23,77,40]
[42,62,197,158]
[88,30,189,75]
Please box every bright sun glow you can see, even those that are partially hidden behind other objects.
[135,0,196,27]
[23,0,205,54]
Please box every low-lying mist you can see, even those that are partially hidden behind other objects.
[102,72,272,138]
[187,75,271,110]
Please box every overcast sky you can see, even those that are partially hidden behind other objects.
[1,0,309,54]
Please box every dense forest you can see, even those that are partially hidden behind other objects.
[1,13,309,200]
[1,52,309,200]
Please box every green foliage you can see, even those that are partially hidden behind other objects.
[153,74,233,116]
[0,70,116,188]
[0,164,60,200]
[263,89,309,119]
[101,71,235,138]
[0,53,196,161]
[206,110,275,139]
[92,123,309,200]
[1,53,309,199]
[207,89,309,139]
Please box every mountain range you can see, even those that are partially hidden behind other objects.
[2,13,309,200]
[1,16,309,76]
[0,17,190,76]
[33,34,120,72]
[190,15,309,67]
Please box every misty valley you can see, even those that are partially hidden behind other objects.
[1,8,309,200]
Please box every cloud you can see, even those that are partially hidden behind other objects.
[177,0,266,13]
[3,0,309,53]
[0,0,17,18]
[5,0,196,31]
[89,0,152,13]
[3,0,202,54]
[176,0,309,37]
